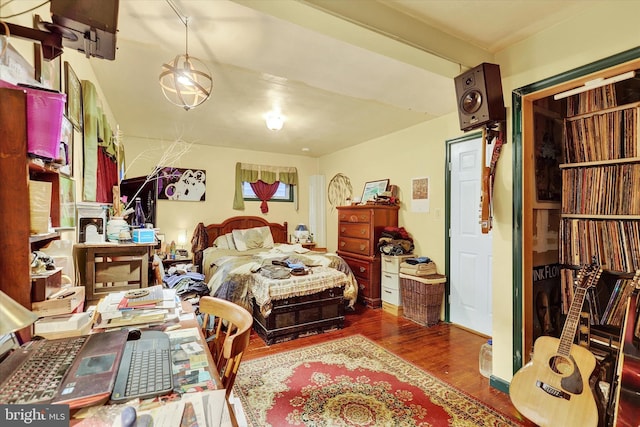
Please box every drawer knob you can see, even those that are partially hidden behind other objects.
[384,289,391,294]
[359,244,366,251]
[384,274,392,279]
[359,267,366,273]
[340,227,346,233]
[360,229,366,235]
[349,215,358,222]
[340,241,345,247]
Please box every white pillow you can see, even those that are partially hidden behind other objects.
[213,235,229,249]
[225,233,236,250]
[232,226,275,251]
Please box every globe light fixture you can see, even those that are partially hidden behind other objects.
[159,3,212,111]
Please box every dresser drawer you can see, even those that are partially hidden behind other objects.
[381,255,412,274]
[338,237,371,257]
[338,209,372,223]
[343,256,372,280]
[339,222,370,239]
[381,284,402,306]
[381,271,399,291]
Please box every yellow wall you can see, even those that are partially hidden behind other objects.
[122,136,319,245]
[5,0,640,385]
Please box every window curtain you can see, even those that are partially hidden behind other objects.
[233,162,298,211]
[250,180,280,213]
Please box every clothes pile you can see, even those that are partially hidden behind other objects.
[400,256,437,276]
[378,226,414,255]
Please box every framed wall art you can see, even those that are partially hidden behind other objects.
[157,167,206,201]
[59,116,73,176]
[58,175,76,228]
[64,61,83,130]
[360,179,389,203]
[533,108,563,208]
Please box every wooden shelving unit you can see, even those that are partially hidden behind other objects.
[557,82,640,425]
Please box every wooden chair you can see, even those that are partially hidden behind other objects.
[198,296,253,396]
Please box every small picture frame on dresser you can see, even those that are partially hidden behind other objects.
[360,179,389,203]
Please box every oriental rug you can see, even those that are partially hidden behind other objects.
[233,335,523,427]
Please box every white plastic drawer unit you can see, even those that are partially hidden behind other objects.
[381,255,412,274]
[381,283,402,305]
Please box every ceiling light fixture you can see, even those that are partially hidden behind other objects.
[159,0,213,111]
[553,71,636,100]
[265,111,285,131]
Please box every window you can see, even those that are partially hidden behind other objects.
[242,182,293,202]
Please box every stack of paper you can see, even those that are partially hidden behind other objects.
[94,287,179,329]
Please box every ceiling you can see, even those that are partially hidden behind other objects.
[85,0,598,157]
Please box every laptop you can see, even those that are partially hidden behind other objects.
[0,329,174,408]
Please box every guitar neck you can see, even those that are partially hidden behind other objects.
[558,286,588,356]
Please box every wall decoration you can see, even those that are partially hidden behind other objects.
[360,179,389,203]
[157,167,206,201]
[59,116,73,176]
[533,110,563,207]
[59,175,76,228]
[64,61,83,130]
[411,176,430,213]
[34,46,61,91]
[327,173,353,209]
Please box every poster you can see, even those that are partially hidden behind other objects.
[157,167,206,201]
[411,177,429,213]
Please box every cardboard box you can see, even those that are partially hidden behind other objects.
[132,228,155,243]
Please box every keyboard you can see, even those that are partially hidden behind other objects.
[0,336,87,404]
[111,331,173,402]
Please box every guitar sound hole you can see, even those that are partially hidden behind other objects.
[549,355,573,375]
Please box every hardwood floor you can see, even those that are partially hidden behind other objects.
[243,304,535,426]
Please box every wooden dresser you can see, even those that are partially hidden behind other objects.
[337,205,399,307]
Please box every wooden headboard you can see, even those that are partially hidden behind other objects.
[204,216,288,247]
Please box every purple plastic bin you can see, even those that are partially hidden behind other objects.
[0,80,66,160]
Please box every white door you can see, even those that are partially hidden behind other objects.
[449,135,493,336]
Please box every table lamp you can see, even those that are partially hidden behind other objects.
[0,290,39,342]
[294,224,310,243]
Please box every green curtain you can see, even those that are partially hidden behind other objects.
[233,162,298,210]
[81,80,99,201]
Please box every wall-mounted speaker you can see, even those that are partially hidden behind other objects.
[454,63,506,131]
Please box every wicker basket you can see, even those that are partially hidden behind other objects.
[399,273,446,326]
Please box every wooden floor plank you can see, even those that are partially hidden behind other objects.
[243,304,535,425]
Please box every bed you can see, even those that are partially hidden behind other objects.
[195,216,358,345]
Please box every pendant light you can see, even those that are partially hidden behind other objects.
[159,1,213,111]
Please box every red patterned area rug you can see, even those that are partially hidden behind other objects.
[234,335,523,426]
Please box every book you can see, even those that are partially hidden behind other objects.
[34,311,91,334]
[121,285,165,307]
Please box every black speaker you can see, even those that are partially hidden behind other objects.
[454,63,505,131]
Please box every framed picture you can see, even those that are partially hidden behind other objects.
[156,167,206,201]
[64,61,83,130]
[360,179,389,203]
[59,116,74,176]
[533,108,563,208]
[59,175,76,229]
[34,45,61,91]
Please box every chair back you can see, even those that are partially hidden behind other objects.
[199,296,253,396]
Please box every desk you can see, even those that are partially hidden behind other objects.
[71,302,237,426]
[75,243,156,304]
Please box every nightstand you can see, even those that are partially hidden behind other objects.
[301,242,316,250]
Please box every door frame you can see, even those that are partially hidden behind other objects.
[444,131,483,323]
[511,47,640,379]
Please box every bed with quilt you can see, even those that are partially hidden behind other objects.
[196,216,358,344]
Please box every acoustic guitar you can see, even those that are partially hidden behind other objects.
[510,261,602,427]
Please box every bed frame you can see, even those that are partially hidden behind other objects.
[201,216,344,345]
